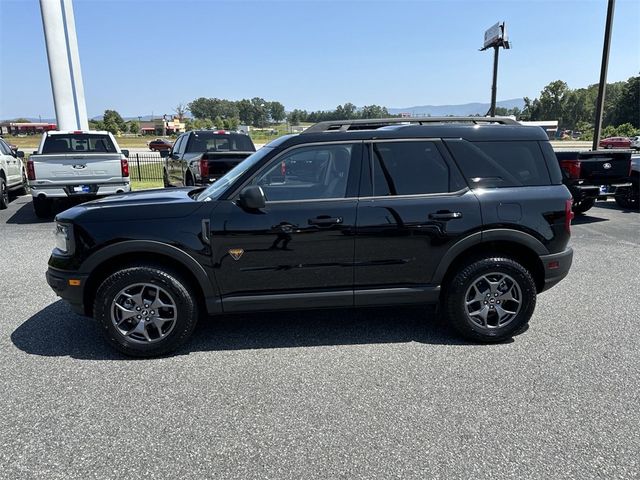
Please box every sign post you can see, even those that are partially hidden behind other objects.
[480,22,510,117]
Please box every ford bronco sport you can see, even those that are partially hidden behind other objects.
[46,117,574,357]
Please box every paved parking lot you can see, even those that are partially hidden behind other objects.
[1,193,638,479]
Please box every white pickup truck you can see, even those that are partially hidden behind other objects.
[27,130,131,217]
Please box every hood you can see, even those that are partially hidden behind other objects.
[57,187,208,223]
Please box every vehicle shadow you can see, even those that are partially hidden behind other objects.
[571,214,608,225]
[11,300,508,361]
[594,201,639,214]
[6,201,52,224]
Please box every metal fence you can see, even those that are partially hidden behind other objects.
[127,153,164,182]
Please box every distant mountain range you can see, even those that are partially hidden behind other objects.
[388,98,525,116]
[6,98,527,123]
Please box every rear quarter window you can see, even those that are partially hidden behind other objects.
[445,139,552,188]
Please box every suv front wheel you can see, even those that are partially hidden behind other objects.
[442,257,536,342]
[94,265,199,357]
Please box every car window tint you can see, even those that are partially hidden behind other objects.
[252,144,355,201]
[370,141,460,196]
[445,140,551,188]
[0,140,10,155]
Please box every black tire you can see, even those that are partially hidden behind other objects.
[163,168,171,188]
[0,177,8,210]
[614,188,639,210]
[572,197,595,214]
[33,196,52,218]
[442,257,537,343]
[184,172,195,186]
[93,265,199,357]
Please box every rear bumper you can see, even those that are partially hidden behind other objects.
[30,182,131,199]
[539,247,573,292]
[46,267,88,315]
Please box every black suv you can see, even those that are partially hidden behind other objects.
[46,117,574,357]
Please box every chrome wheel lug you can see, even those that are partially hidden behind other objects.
[136,307,141,311]
[136,315,141,319]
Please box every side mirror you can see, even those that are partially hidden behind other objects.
[16,150,24,158]
[238,185,266,210]
[121,149,129,158]
[159,149,169,158]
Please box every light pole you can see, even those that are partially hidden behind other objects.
[592,0,616,151]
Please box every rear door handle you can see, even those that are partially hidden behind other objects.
[428,211,463,220]
[308,215,343,226]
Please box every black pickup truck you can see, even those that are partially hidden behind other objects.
[161,130,256,187]
[556,150,632,213]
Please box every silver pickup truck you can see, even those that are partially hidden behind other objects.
[27,130,131,217]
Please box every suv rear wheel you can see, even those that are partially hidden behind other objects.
[442,257,536,342]
[93,265,199,357]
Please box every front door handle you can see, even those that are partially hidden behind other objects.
[308,215,343,226]
[428,211,463,220]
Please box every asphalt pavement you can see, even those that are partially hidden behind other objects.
[0,194,638,479]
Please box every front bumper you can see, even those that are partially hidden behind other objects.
[46,267,88,315]
[539,247,573,292]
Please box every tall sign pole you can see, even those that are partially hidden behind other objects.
[39,0,88,131]
[480,22,511,117]
[592,0,616,151]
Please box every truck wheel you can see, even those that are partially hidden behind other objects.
[0,177,8,209]
[163,169,171,188]
[614,188,639,210]
[33,196,53,218]
[185,173,195,186]
[93,265,199,357]
[442,257,536,343]
[572,197,595,214]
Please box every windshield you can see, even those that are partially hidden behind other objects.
[186,132,255,153]
[197,147,274,201]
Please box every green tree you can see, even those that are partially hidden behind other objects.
[213,116,224,129]
[102,109,126,134]
[268,102,286,123]
[129,121,140,135]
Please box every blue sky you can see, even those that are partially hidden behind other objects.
[0,0,638,119]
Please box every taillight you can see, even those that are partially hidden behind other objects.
[27,160,36,180]
[120,159,129,177]
[200,158,209,177]
[560,159,581,179]
[565,199,574,234]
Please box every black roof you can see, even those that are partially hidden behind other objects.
[274,123,548,150]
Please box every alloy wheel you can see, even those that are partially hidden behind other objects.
[110,283,177,343]
[464,272,522,329]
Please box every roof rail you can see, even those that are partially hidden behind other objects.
[302,116,520,134]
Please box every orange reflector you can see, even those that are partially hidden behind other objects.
[548,261,560,270]
[68,279,81,286]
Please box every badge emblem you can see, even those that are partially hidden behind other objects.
[228,248,244,261]
[603,162,612,169]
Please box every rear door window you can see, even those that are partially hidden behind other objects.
[445,140,551,188]
[363,140,465,196]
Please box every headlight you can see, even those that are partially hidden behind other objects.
[54,223,73,254]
